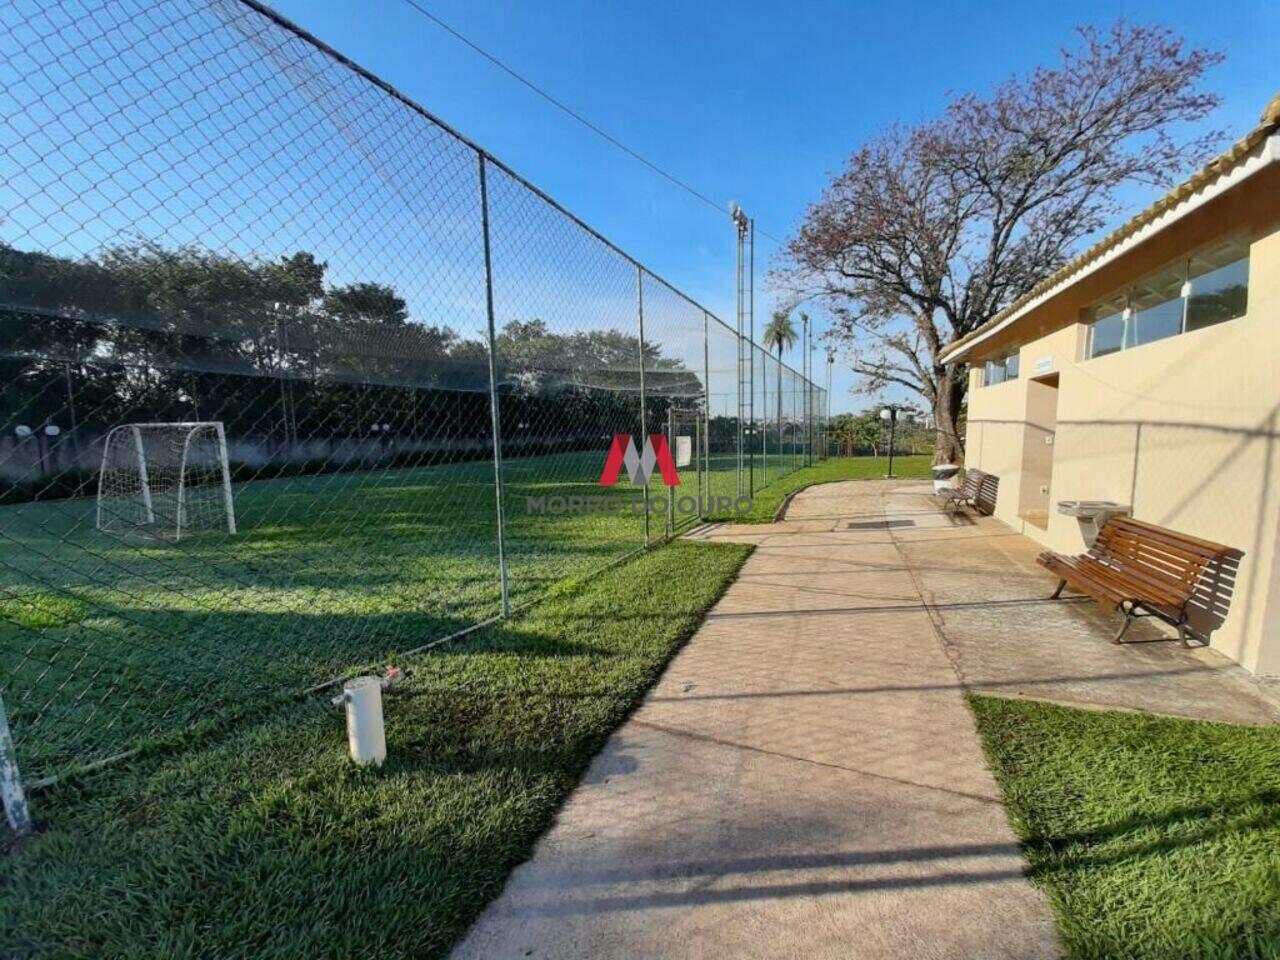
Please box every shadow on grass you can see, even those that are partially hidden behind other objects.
[1023,789,1280,874]
[2,541,754,960]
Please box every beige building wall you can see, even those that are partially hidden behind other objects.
[964,217,1280,675]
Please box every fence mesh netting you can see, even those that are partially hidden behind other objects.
[0,0,826,786]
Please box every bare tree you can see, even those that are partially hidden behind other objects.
[774,22,1223,462]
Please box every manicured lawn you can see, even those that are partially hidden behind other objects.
[969,695,1280,960]
[706,454,933,522]
[0,539,752,960]
[0,447,778,782]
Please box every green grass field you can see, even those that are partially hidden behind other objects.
[0,539,753,959]
[0,445,814,781]
[970,695,1280,960]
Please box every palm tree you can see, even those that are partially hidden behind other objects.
[763,310,798,470]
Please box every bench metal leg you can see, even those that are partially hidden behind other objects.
[1113,603,1137,644]
[1049,579,1067,600]
[1177,617,1191,647]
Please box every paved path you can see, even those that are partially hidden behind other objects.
[453,480,1060,959]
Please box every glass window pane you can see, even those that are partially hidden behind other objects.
[1005,352,1019,379]
[1129,264,1185,347]
[1187,251,1248,332]
[984,358,1005,385]
[1089,299,1126,358]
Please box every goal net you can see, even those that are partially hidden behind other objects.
[97,422,237,540]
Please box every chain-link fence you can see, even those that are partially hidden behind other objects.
[0,0,826,816]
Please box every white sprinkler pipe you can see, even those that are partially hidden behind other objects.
[340,676,386,767]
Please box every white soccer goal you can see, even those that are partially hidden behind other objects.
[96,422,237,540]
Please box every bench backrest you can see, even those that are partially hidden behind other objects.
[960,470,984,497]
[1093,517,1241,608]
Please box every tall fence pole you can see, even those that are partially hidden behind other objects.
[734,226,744,496]
[0,693,32,836]
[747,218,755,498]
[478,154,510,617]
[802,316,808,466]
[761,345,768,488]
[703,309,711,519]
[694,412,703,520]
[667,404,676,535]
[636,265,650,546]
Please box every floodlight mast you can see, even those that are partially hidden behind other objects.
[729,202,752,496]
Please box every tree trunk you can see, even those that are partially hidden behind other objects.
[932,364,965,465]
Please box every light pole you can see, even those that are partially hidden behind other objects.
[880,405,903,478]
[730,202,750,496]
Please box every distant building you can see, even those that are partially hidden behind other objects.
[940,93,1280,674]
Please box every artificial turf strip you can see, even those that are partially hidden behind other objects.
[0,539,753,960]
[968,694,1280,960]
[705,454,933,523]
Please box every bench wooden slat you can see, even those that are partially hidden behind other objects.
[1091,540,1205,599]
[1041,552,1186,609]
[1039,554,1125,608]
[1105,517,1240,560]
[1082,558,1187,608]
[1098,530,1210,576]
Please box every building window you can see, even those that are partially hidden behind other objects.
[1005,351,1020,380]
[1089,295,1127,358]
[1187,242,1249,331]
[1086,238,1249,360]
[982,350,1020,386]
[1129,264,1185,348]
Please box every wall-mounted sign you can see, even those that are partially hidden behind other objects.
[1034,356,1055,375]
[675,436,693,467]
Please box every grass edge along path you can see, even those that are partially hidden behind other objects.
[1,539,753,960]
[706,455,932,523]
[968,694,1280,960]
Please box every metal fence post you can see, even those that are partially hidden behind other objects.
[802,315,811,467]
[703,309,711,518]
[0,693,32,835]
[667,404,676,535]
[694,412,703,520]
[636,265,650,546]
[760,345,768,489]
[478,154,510,617]
[748,218,755,497]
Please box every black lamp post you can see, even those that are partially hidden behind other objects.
[880,405,903,478]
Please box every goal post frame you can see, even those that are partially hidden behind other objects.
[97,422,237,538]
[131,425,155,524]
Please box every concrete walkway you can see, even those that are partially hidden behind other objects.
[883,485,1280,726]
[454,480,1062,959]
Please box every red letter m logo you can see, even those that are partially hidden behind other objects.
[599,434,681,487]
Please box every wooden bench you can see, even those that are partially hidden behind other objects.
[1038,516,1242,644]
[938,469,985,513]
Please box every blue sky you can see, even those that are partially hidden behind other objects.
[266,0,1277,413]
[2,1,1272,410]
